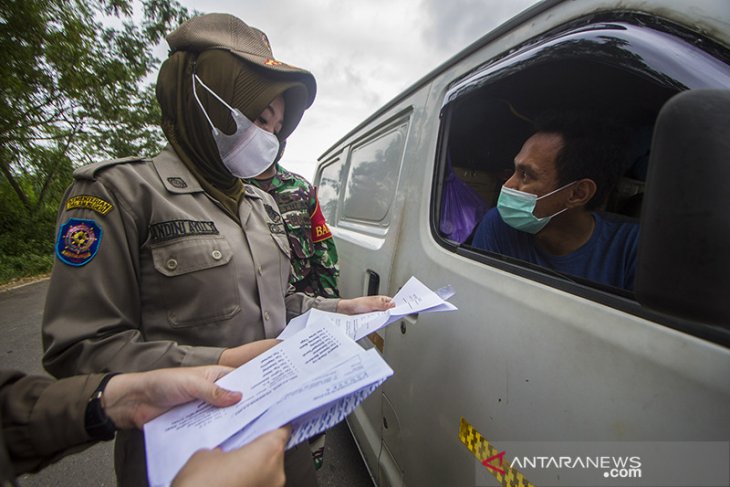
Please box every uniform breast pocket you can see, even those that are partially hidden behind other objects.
[151,236,240,327]
[270,231,293,292]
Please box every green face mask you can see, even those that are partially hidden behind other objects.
[496,182,576,234]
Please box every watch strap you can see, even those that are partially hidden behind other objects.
[84,372,120,440]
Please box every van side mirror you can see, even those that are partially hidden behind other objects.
[635,89,730,327]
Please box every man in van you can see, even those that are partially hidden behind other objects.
[471,112,639,290]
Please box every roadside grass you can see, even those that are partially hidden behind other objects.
[0,202,57,288]
[0,253,54,287]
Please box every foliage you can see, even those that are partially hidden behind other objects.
[0,0,192,283]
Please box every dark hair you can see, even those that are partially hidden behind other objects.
[533,111,630,210]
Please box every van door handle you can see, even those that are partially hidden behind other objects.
[366,269,380,296]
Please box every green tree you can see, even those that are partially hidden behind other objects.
[0,0,192,282]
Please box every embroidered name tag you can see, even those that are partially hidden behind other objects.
[149,220,219,243]
[278,200,308,213]
[65,195,114,216]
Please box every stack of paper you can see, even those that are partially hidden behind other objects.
[144,276,456,486]
[278,275,458,341]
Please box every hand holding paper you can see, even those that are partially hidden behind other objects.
[145,323,364,486]
[144,276,456,487]
[335,294,395,314]
[171,427,289,487]
[278,276,458,341]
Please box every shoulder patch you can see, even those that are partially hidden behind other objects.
[65,195,114,216]
[56,218,103,266]
[73,156,148,181]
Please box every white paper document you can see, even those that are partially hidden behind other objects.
[278,276,457,341]
[143,276,455,486]
[144,324,392,487]
[220,348,391,451]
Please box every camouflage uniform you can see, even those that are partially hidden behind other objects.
[246,164,340,298]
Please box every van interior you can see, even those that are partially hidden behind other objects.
[443,57,675,227]
[434,16,730,302]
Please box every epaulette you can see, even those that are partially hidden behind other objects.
[243,183,266,200]
[73,156,149,181]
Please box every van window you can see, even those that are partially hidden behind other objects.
[342,120,408,225]
[317,157,343,224]
[433,16,730,296]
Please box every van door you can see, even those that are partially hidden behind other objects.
[372,11,730,487]
[316,95,430,482]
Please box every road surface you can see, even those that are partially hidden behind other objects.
[0,279,373,486]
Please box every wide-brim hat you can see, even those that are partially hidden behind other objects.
[166,13,316,140]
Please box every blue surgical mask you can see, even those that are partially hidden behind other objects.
[192,74,279,178]
[497,182,576,234]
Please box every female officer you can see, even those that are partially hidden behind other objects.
[41,13,392,487]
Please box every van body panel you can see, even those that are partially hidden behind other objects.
[380,229,729,485]
[348,401,382,484]
[314,0,730,485]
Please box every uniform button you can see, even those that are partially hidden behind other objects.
[257,265,263,276]
[166,258,178,270]
[211,250,222,260]
[264,311,270,321]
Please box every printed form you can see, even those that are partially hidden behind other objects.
[144,323,371,487]
[221,348,391,451]
[143,276,456,486]
[278,276,458,341]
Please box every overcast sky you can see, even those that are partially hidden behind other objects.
[162,0,541,179]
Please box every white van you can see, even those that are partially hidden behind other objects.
[314,1,730,486]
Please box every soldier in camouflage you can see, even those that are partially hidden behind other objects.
[246,157,340,299]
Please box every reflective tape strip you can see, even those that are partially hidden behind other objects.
[458,417,535,487]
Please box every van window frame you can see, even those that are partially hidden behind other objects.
[337,111,412,236]
[316,154,346,225]
[429,14,730,346]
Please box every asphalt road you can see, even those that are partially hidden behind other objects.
[0,279,373,486]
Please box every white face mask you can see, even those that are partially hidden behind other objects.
[192,74,280,178]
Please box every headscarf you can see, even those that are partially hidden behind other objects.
[155,13,315,217]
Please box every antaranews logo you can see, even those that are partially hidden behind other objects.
[510,455,642,480]
[461,418,729,486]
[482,451,506,475]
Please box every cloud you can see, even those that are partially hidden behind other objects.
[164,0,540,179]
[419,0,539,55]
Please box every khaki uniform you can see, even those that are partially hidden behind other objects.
[42,147,336,486]
[0,370,105,483]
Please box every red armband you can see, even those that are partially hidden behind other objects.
[310,193,333,243]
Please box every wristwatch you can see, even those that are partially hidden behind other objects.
[84,373,120,440]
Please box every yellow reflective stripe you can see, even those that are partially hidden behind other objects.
[458,417,535,487]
